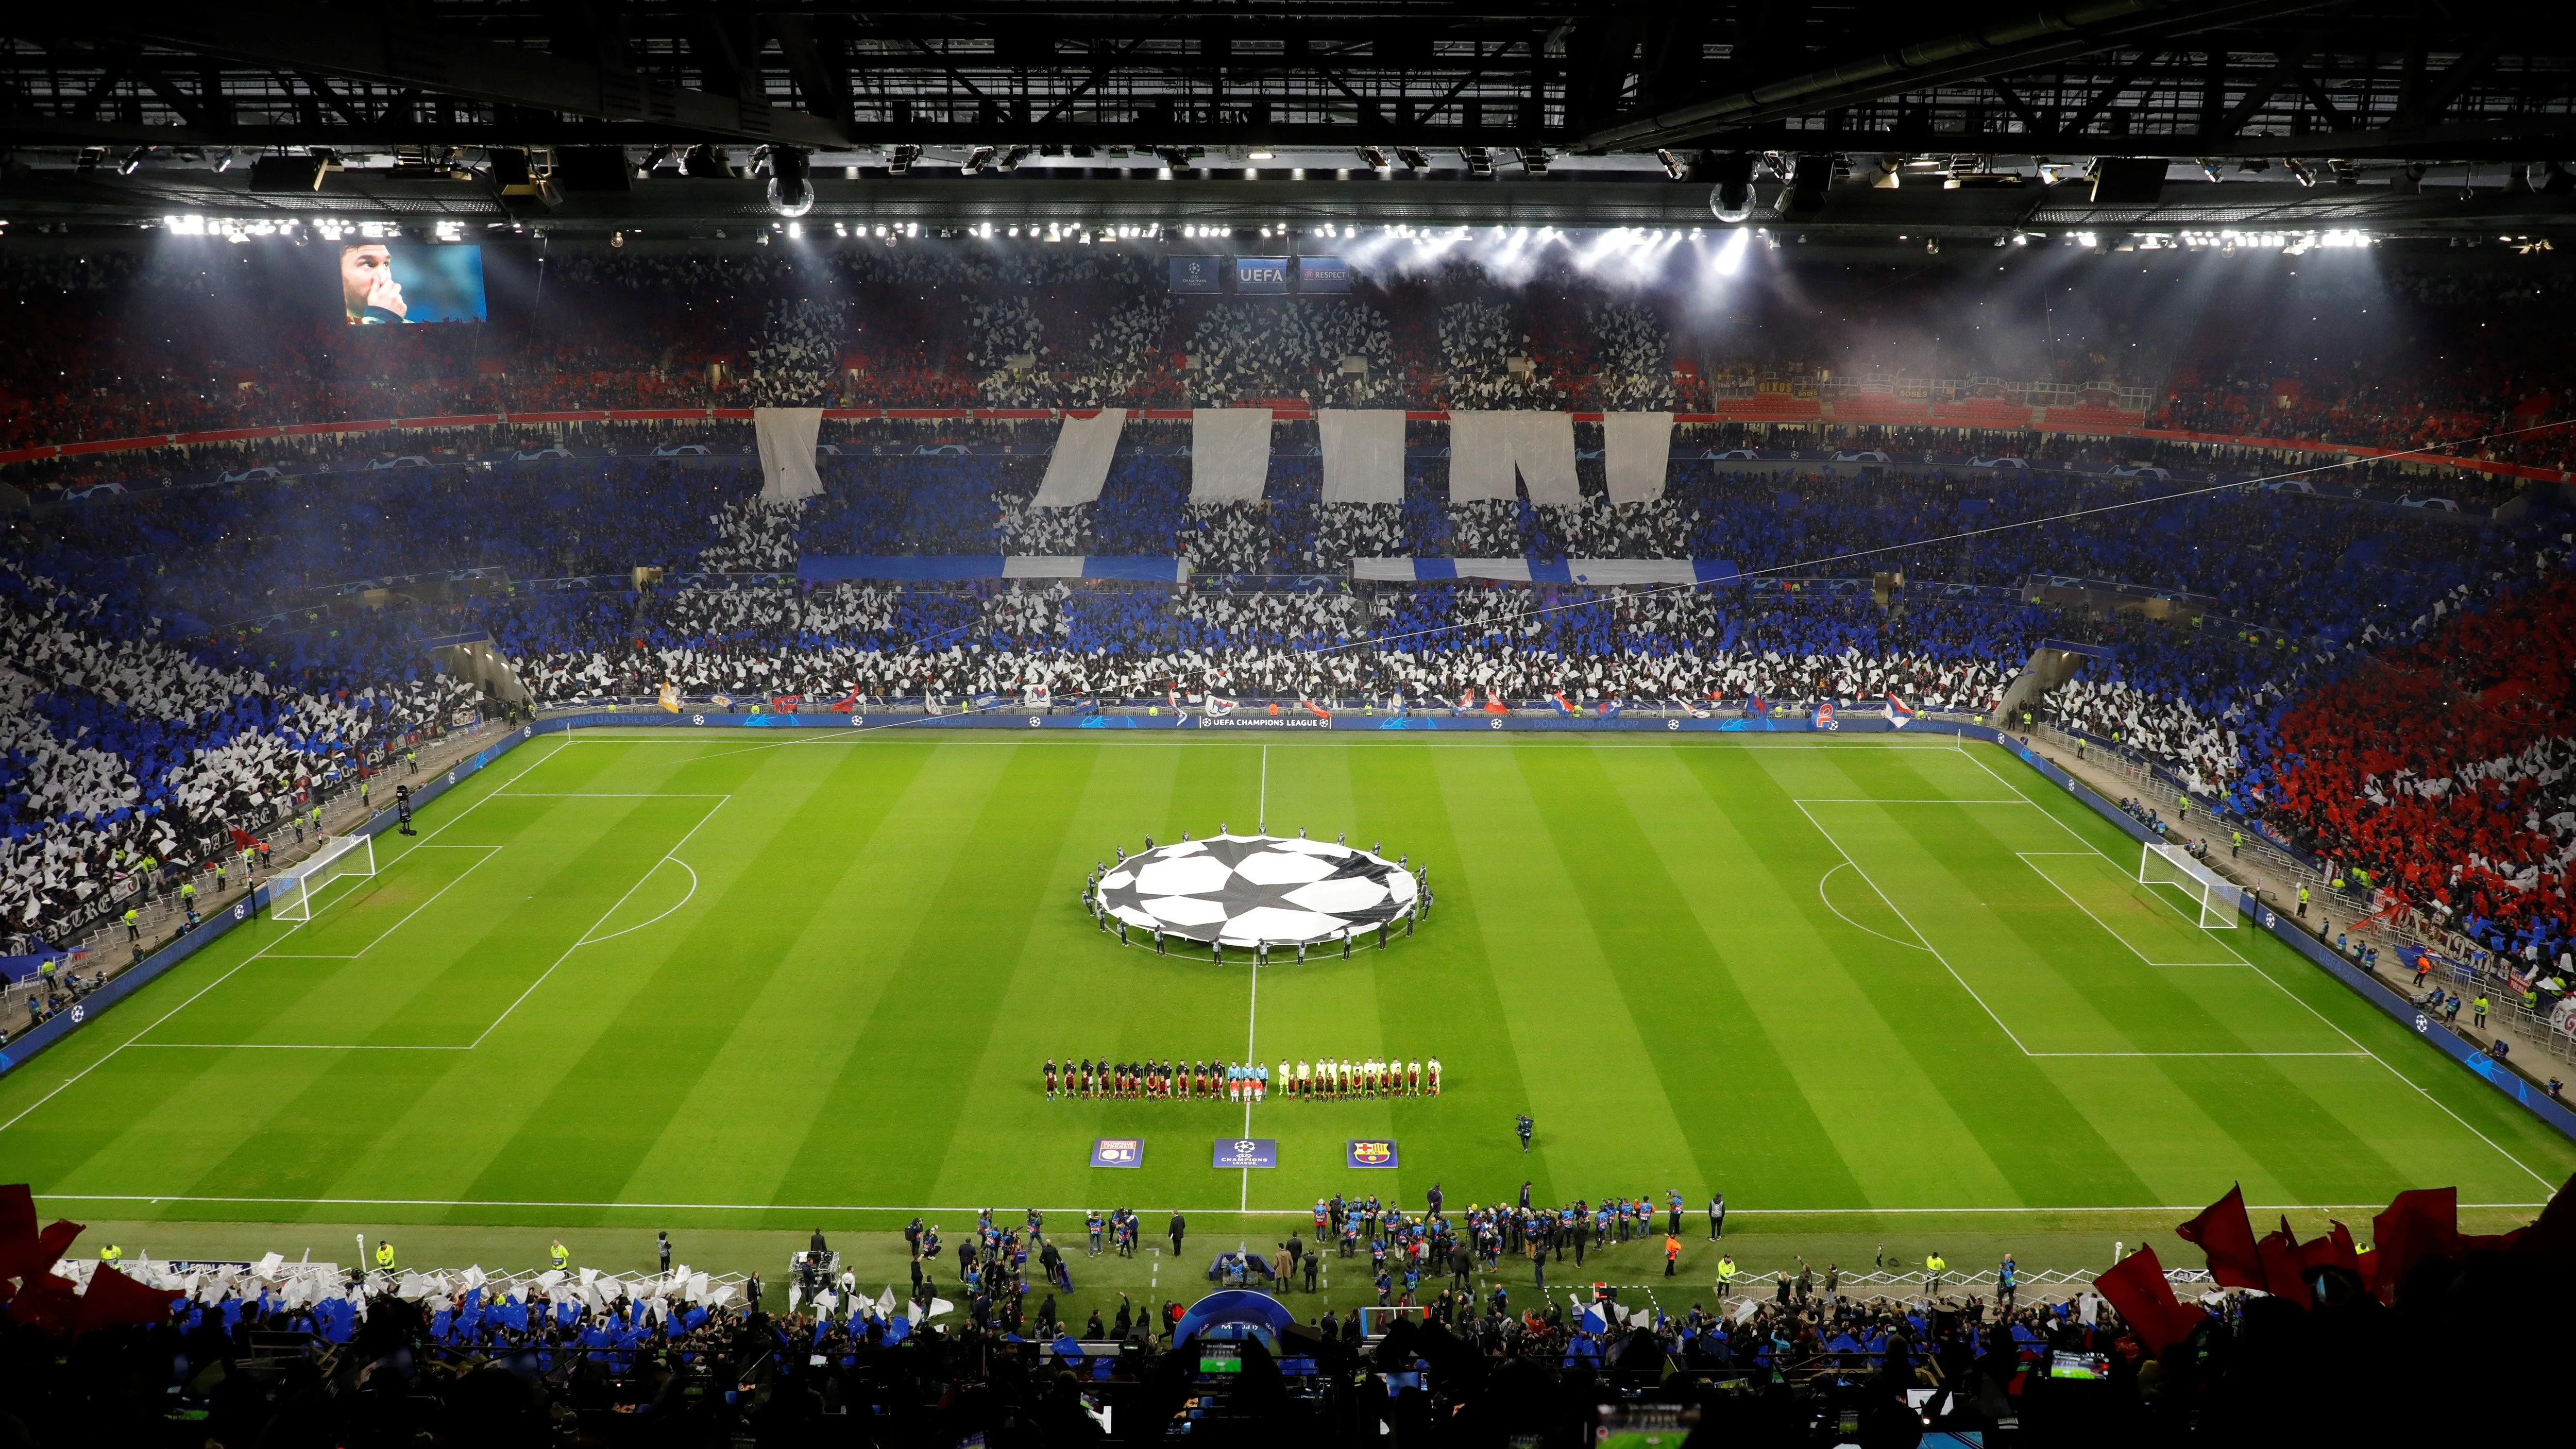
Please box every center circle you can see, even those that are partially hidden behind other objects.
[1092,833,1420,949]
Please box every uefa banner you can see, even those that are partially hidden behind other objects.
[1212,1138,1277,1168]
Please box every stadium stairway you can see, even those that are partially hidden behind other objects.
[1991,637,2116,728]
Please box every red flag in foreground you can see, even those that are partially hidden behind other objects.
[2298,1221,2364,1277]
[2093,1246,2205,1355]
[1301,696,1332,721]
[2176,1184,2268,1290]
[2253,1217,2314,1308]
[0,1182,95,1335]
[0,1184,30,1252]
[2369,1187,2461,1304]
[0,1184,83,1284]
[76,1265,182,1335]
[3,1271,78,1336]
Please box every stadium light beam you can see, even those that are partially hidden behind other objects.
[1714,226,1752,277]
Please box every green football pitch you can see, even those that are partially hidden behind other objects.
[5,730,2570,1238]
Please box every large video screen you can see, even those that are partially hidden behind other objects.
[339,244,486,325]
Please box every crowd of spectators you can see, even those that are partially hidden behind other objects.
[0,557,475,942]
[2258,570,2576,966]
[5,418,2564,949]
[6,1158,2567,1446]
[9,242,2573,490]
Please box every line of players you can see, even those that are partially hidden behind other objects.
[1044,1054,1443,1100]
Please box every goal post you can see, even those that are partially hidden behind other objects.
[2139,841,2242,929]
[270,834,377,922]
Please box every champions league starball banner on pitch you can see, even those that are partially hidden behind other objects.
[1092,833,1418,948]
[1212,1138,1278,1169]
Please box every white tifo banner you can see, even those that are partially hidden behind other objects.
[753,407,825,502]
[1446,412,1579,505]
[1318,408,1405,504]
[1189,408,1273,503]
[1033,410,1129,506]
[1601,412,1674,504]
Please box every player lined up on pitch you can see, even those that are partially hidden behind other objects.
[1045,1054,1443,1099]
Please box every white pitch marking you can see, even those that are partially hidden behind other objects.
[1792,798,2035,1054]
[549,732,1969,753]
[2013,852,2247,969]
[1816,862,1931,952]
[1242,960,1261,1212]
[131,1042,469,1051]
[468,795,728,1048]
[23,1191,2551,1215]
[1795,798,2029,805]
[266,844,504,962]
[575,858,701,946]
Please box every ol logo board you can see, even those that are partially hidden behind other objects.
[1091,1138,1143,1168]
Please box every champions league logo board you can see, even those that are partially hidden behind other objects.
[1093,834,1418,948]
[1212,1138,1278,1169]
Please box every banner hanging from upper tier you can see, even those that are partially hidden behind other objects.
[1190,408,1273,503]
[1032,410,1129,507]
[754,407,825,502]
[1602,412,1675,504]
[1319,409,1406,505]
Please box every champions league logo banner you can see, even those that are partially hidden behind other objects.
[1094,834,1418,947]
[1090,1138,1143,1168]
[1212,1138,1278,1169]
[1346,1139,1399,1169]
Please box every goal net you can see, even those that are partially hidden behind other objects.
[271,835,376,922]
[2139,841,2242,929]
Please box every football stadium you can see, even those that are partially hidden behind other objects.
[3,3,2576,1442]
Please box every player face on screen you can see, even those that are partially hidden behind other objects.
[341,244,406,323]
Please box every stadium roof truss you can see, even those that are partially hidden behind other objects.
[3,3,2573,231]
